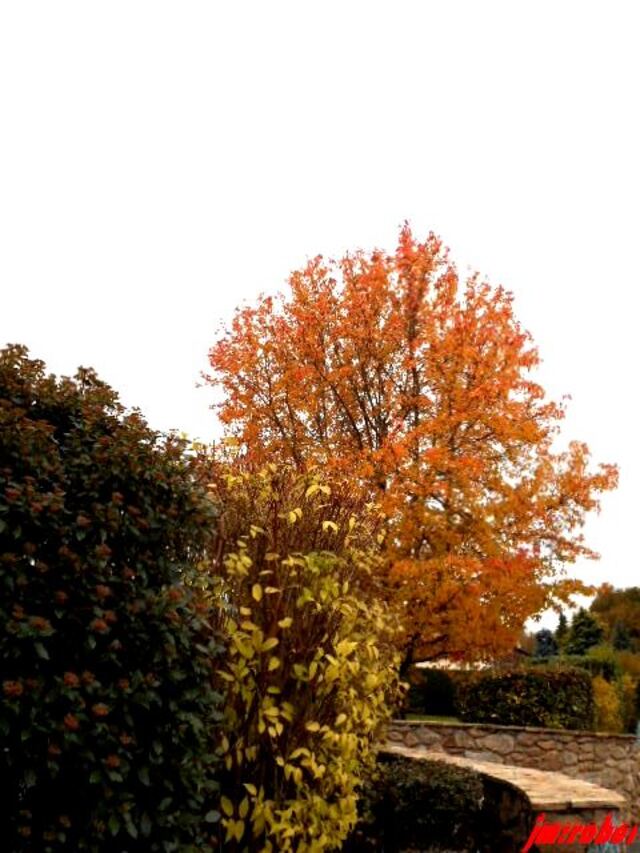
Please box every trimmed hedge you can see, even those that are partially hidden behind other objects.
[0,346,224,851]
[456,668,594,730]
[346,754,484,852]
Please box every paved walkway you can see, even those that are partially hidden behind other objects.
[382,743,627,813]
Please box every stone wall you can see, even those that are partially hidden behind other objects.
[387,720,640,819]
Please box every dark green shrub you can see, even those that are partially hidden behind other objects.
[402,668,426,714]
[403,667,456,716]
[427,669,456,716]
[0,346,223,851]
[457,668,594,730]
[403,681,426,714]
[346,754,484,851]
[401,666,426,714]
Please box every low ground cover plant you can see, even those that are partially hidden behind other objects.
[345,754,484,852]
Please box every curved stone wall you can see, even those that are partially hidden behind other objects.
[387,720,640,819]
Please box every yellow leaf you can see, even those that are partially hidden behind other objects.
[252,584,263,602]
[221,796,234,817]
[262,637,279,652]
[289,747,310,759]
[235,639,254,659]
[233,819,245,842]
[239,797,249,819]
[243,782,257,796]
[305,721,320,732]
[268,656,281,671]
[281,701,295,718]
[278,617,293,629]
[322,520,338,533]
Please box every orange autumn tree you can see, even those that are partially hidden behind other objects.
[207,226,617,665]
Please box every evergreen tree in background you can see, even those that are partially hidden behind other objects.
[590,585,640,653]
[534,628,558,658]
[565,608,604,655]
[612,620,632,651]
[555,611,569,649]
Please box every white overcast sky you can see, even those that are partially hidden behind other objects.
[1,2,638,617]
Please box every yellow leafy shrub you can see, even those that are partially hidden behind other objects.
[592,675,623,733]
[615,650,640,680]
[619,673,638,732]
[207,464,403,852]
